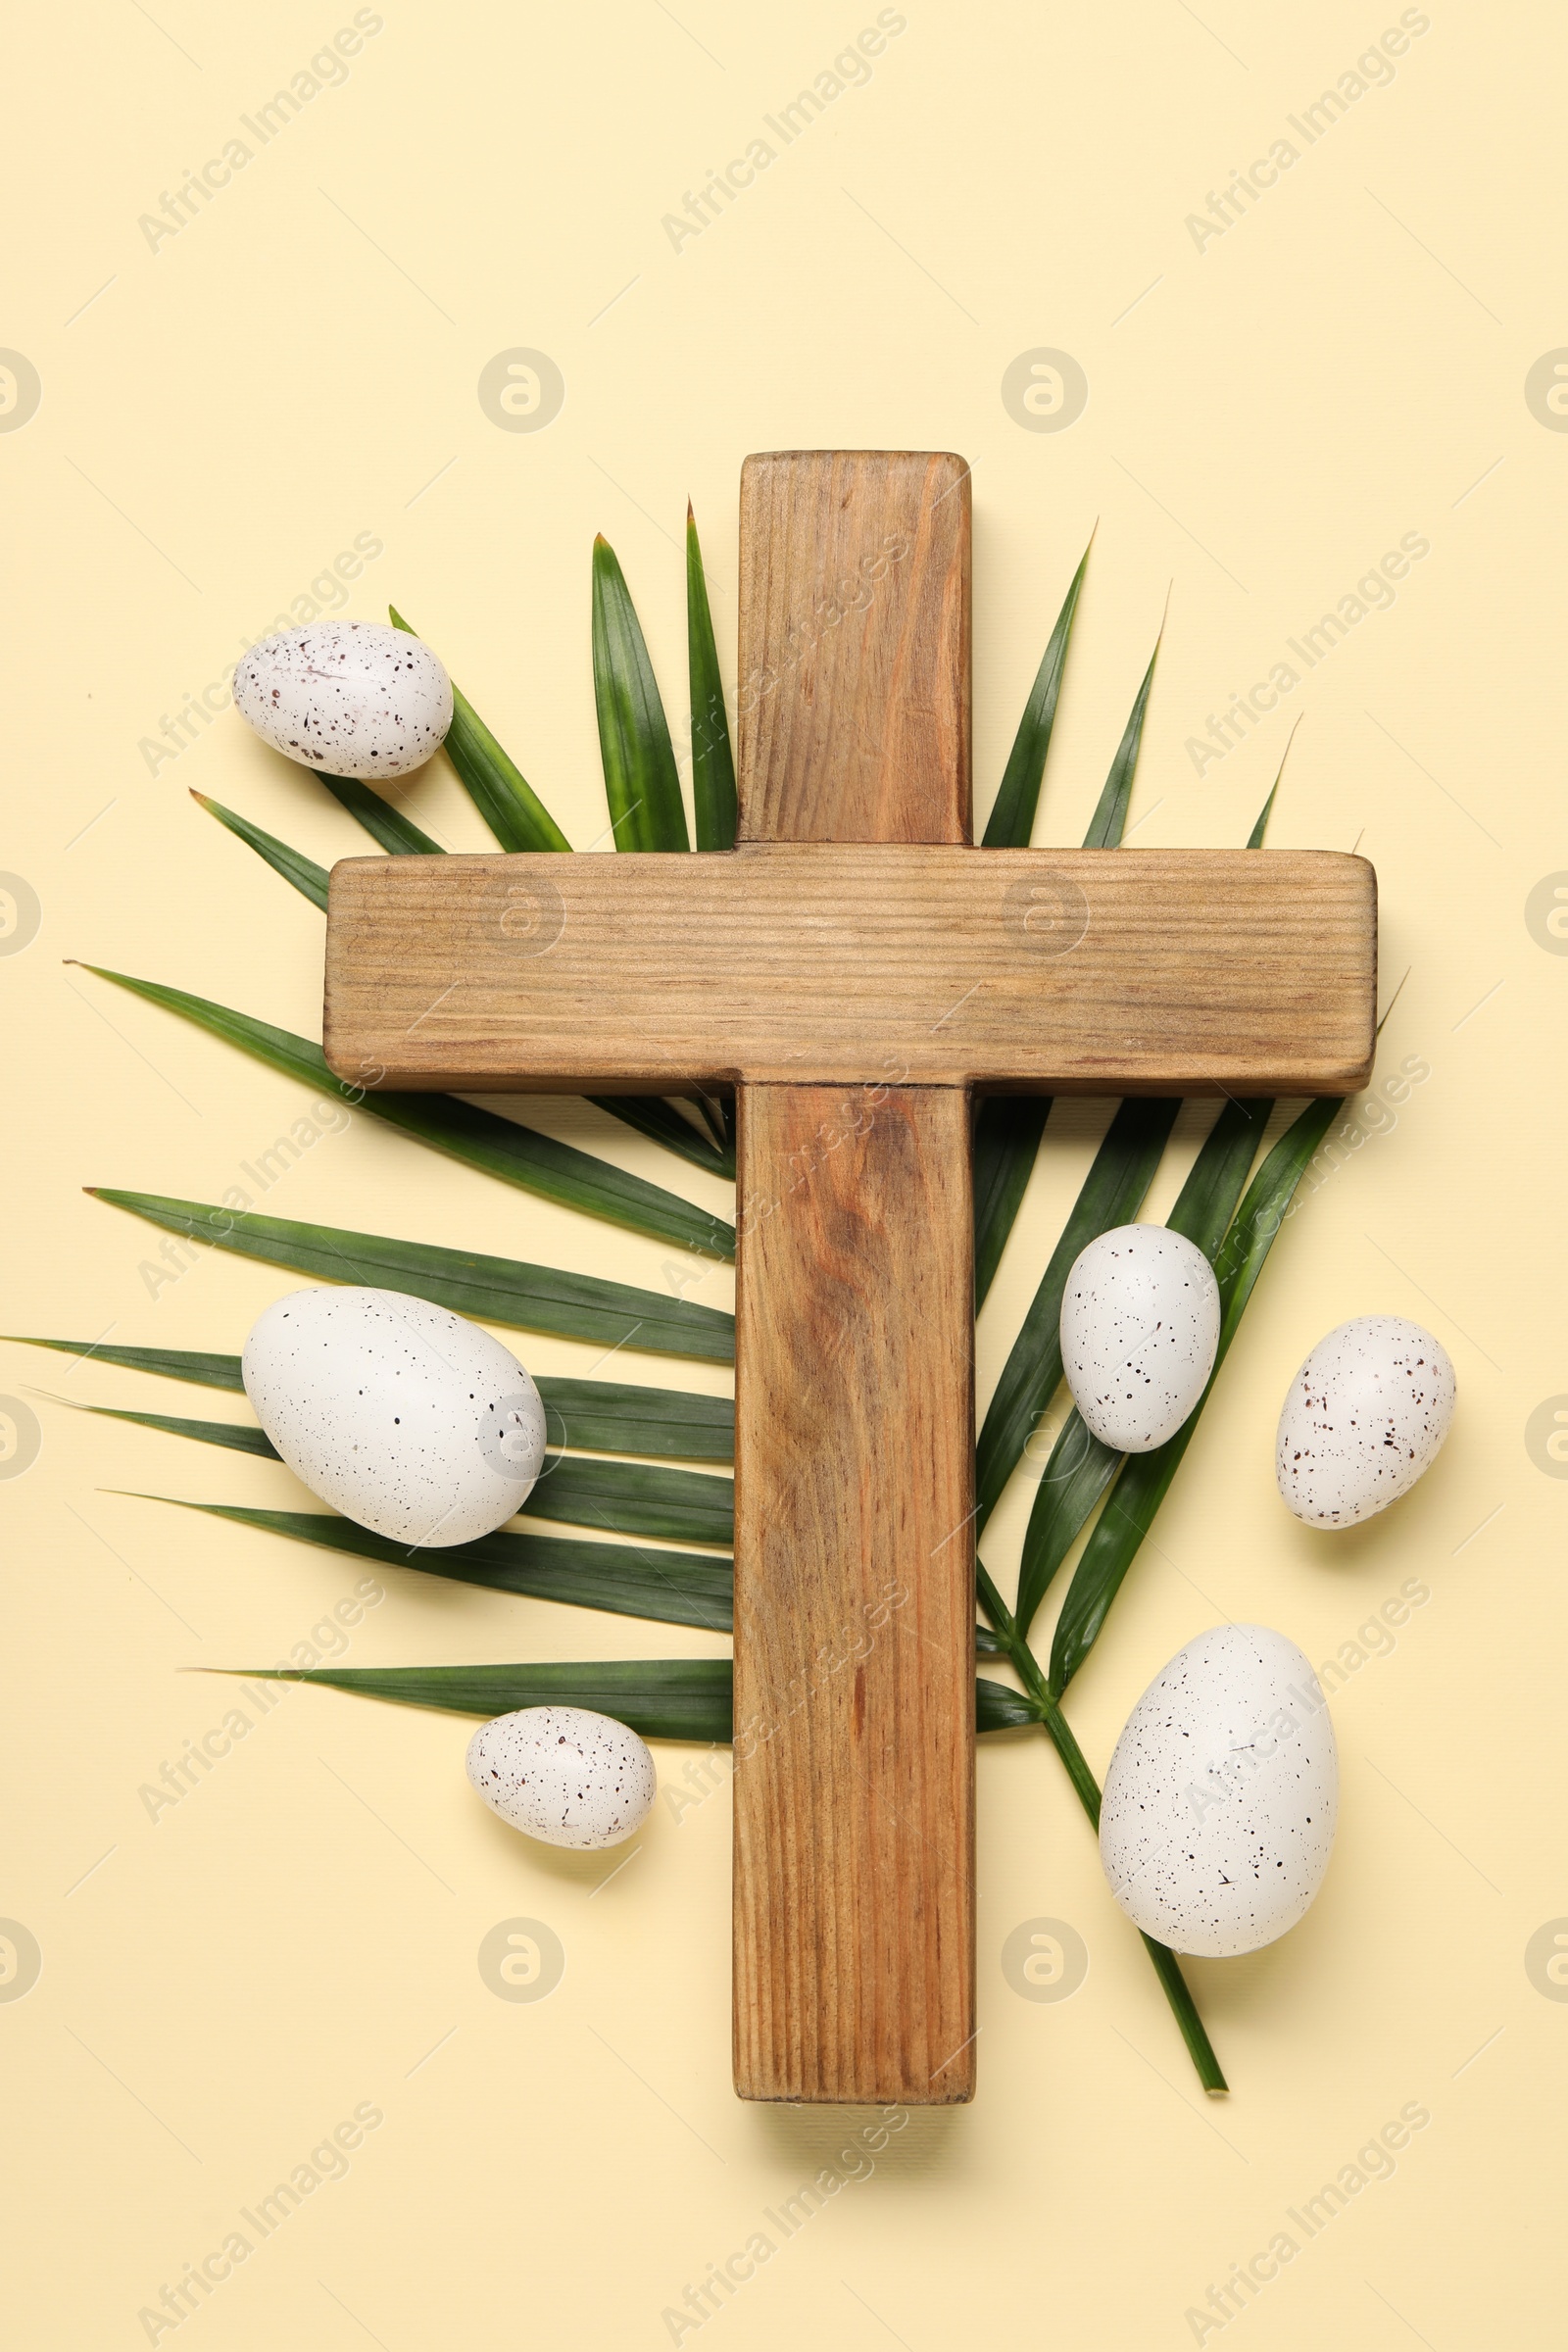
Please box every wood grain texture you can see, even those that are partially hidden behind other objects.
[323,845,1378,1097]
[736,452,970,844]
[731,454,976,2105]
[732,1084,976,2104]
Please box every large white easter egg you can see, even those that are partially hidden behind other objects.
[232,618,451,778]
[1276,1315,1455,1529]
[241,1287,545,1547]
[1059,1224,1221,1452]
[1099,1624,1338,1957]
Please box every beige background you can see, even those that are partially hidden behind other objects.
[4,1,1562,2343]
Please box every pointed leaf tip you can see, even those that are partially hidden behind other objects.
[80,975,733,1257]
[686,503,737,852]
[1081,625,1162,850]
[593,532,688,851]
[388,611,570,853]
[981,535,1091,850]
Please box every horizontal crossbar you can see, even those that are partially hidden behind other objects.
[323,845,1376,1096]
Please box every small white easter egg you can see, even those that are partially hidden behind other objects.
[232,618,452,778]
[1100,1624,1338,1957]
[241,1287,545,1548]
[1276,1315,1455,1530]
[466,1706,656,1849]
[1059,1224,1221,1452]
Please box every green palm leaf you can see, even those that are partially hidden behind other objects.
[535,1377,732,1461]
[584,1094,735,1182]
[2,1338,248,1391]
[68,1401,279,1458]
[87,1191,736,1362]
[7,1338,737,1458]
[525,1453,731,1544]
[236,1657,1036,1739]
[389,608,571,853]
[116,1487,1010,1647]
[1167,1097,1275,1257]
[72,1394,734,1543]
[249,1657,736,1740]
[191,794,328,909]
[77,965,733,1261]
[975,1096,1178,1530]
[316,771,444,856]
[1048,1096,1341,1692]
[95,1398,732,1544]
[1011,1421,1120,1641]
[687,503,737,851]
[591,535,689,851]
[973,1098,1050,1307]
[137,1497,732,1634]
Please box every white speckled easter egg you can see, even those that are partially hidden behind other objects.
[232,618,451,778]
[1100,1624,1338,1958]
[241,1287,545,1547]
[1059,1224,1220,1452]
[466,1707,656,1849]
[1276,1315,1455,1529]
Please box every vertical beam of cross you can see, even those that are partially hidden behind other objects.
[730,452,978,2104]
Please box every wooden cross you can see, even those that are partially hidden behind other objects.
[323,452,1375,2105]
